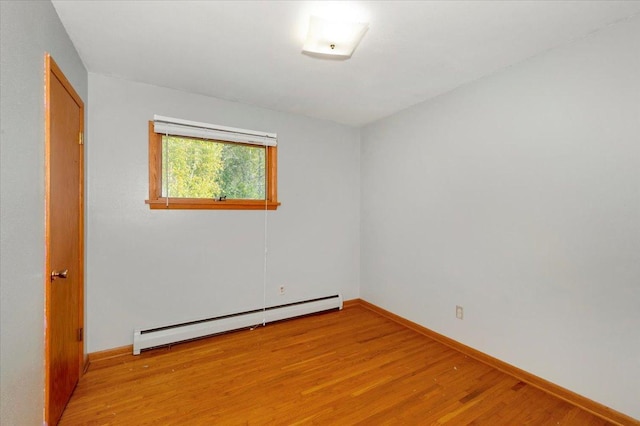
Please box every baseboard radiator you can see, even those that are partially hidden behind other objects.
[133,294,343,355]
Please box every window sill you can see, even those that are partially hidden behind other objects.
[145,198,280,210]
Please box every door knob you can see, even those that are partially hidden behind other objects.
[51,269,68,281]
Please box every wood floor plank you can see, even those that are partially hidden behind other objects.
[60,306,616,425]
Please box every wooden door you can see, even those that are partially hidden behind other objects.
[45,54,84,425]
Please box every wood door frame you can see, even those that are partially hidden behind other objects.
[44,53,85,424]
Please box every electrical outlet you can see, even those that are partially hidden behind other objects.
[279,285,285,295]
[456,305,464,320]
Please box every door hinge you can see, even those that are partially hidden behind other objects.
[77,327,83,342]
[79,132,84,145]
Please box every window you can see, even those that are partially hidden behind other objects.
[146,118,279,210]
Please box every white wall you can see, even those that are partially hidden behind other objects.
[0,1,88,424]
[361,16,640,419]
[87,74,360,352]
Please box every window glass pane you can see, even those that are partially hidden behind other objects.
[161,136,265,199]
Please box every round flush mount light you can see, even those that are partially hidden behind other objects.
[302,16,369,59]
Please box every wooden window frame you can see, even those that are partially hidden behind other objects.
[145,121,280,210]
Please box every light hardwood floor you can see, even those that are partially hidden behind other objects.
[60,306,614,425]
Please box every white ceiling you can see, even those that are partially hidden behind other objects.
[52,1,640,127]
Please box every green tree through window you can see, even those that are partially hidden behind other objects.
[161,136,265,200]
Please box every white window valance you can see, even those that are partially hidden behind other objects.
[153,115,277,146]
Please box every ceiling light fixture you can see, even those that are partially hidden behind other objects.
[302,16,369,59]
